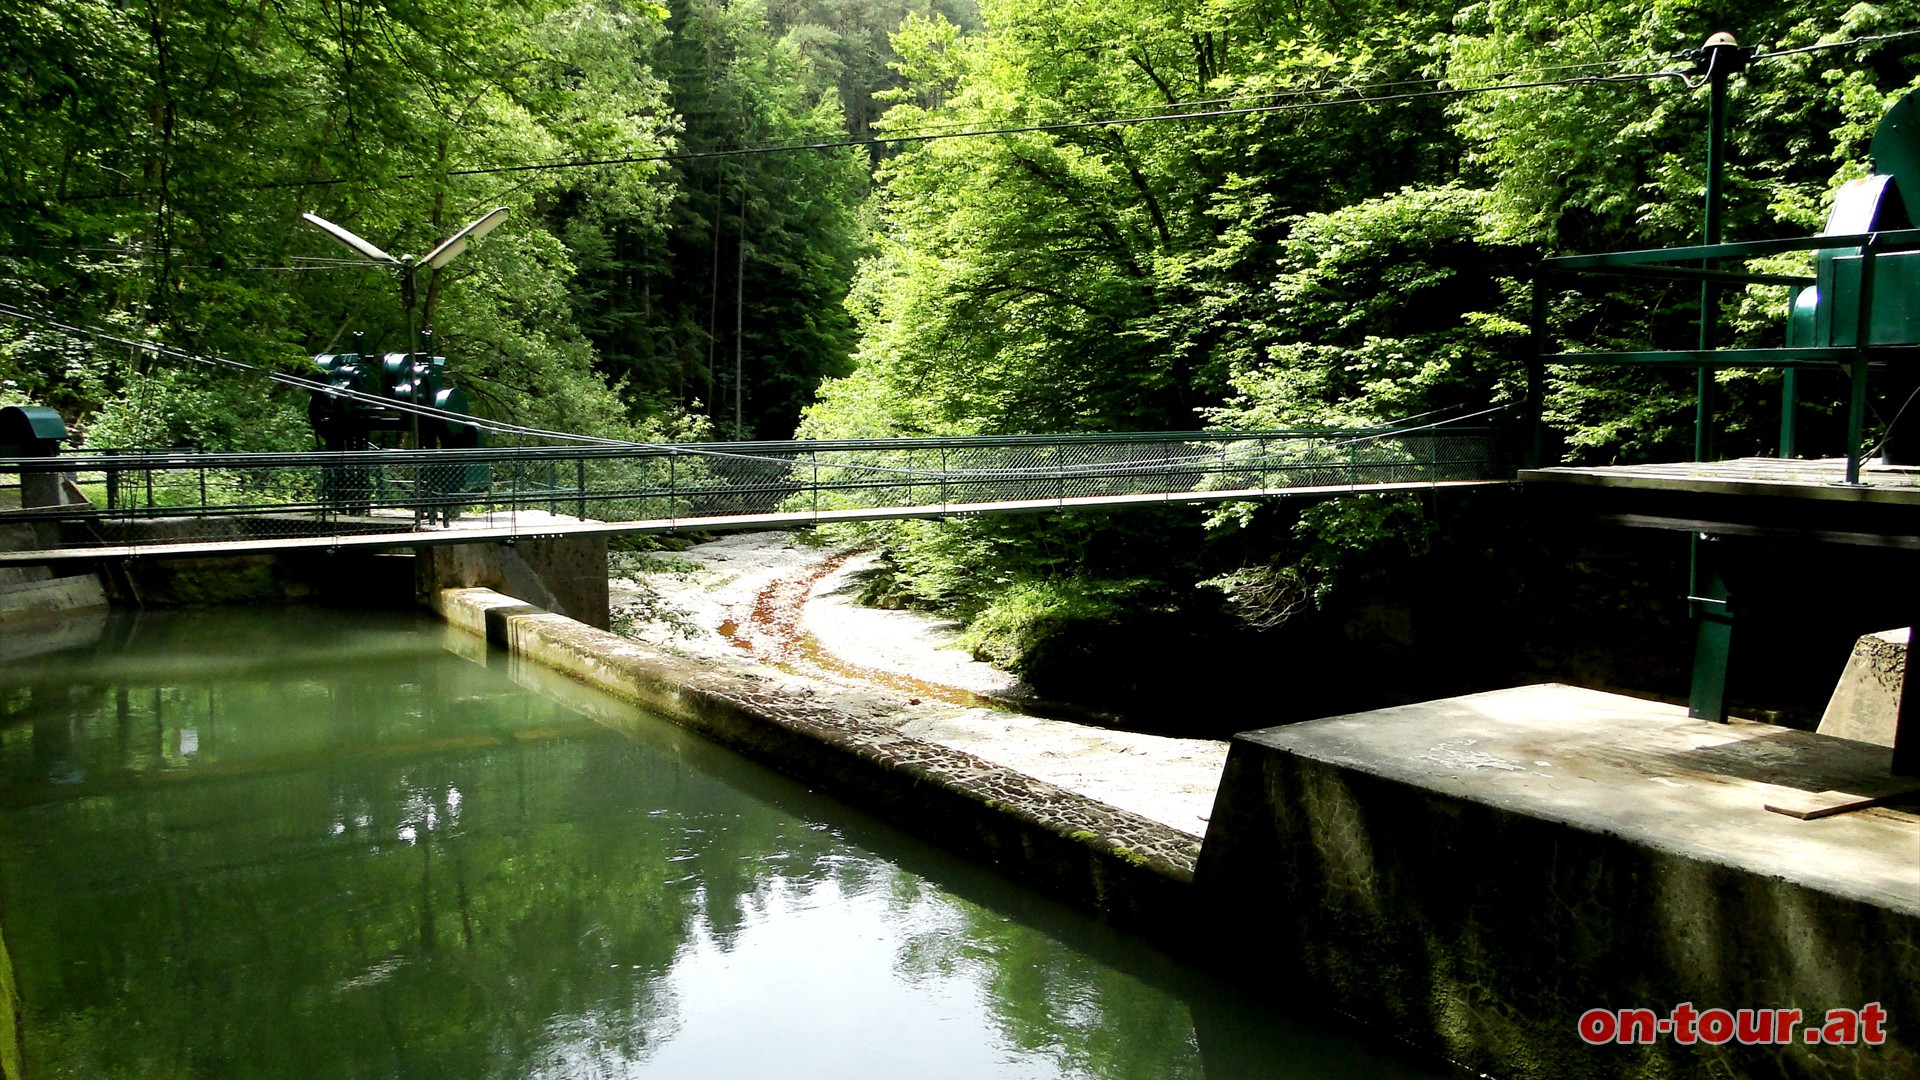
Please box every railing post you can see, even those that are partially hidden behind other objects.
[1779,366,1798,459]
[1846,237,1879,485]
[1528,267,1549,469]
[811,449,819,521]
[1694,33,1742,464]
[940,445,949,510]
[576,458,586,519]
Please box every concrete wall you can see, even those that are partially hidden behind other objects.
[0,918,18,1080]
[432,586,1199,934]
[417,538,609,629]
[1820,628,1906,747]
[1197,704,1920,1080]
[0,523,107,629]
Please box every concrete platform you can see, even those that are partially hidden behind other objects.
[1521,456,1920,547]
[1197,684,1919,1080]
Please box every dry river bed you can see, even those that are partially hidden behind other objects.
[609,532,1228,837]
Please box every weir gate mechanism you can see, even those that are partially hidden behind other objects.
[1524,68,1920,780]
[0,427,1502,564]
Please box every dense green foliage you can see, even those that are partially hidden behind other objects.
[795,0,1920,705]
[0,0,912,446]
[6,0,1920,713]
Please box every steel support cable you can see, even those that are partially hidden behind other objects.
[0,302,642,448]
[0,301,1498,486]
[1752,28,1920,61]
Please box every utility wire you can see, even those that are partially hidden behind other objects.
[36,66,1688,203]
[11,29,1917,207]
[1754,28,1920,61]
[0,300,1498,478]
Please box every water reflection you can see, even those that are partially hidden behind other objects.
[0,608,1452,1079]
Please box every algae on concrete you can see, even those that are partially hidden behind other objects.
[0,918,20,1080]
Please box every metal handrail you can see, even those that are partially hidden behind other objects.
[0,428,1506,558]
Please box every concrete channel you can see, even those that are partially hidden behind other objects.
[2,524,1915,1079]
[435,580,1920,1080]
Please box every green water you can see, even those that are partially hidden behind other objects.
[0,608,1453,1080]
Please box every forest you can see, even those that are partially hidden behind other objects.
[4,0,1919,721]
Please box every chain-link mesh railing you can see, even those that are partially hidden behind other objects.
[0,429,1503,558]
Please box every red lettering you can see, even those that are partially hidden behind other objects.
[1821,1009,1860,1045]
[1697,1009,1735,1045]
[1774,1009,1802,1044]
[1578,1009,1617,1045]
[1618,1009,1658,1044]
[1734,1009,1770,1044]
[1861,1003,1887,1046]
[1671,1002,1699,1044]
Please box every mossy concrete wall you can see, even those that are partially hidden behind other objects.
[417,538,609,629]
[432,586,1199,935]
[1197,688,1920,1080]
[0,918,18,1080]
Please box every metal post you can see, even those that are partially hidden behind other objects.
[1846,359,1870,486]
[1684,33,1746,723]
[1694,33,1743,463]
[1527,268,1548,469]
[1688,536,1734,722]
[734,183,746,442]
[1779,366,1798,458]
[576,459,587,519]
[1847,238,1879,485]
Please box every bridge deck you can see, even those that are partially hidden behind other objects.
[0,479,1502,564]
[1,428,1504,564]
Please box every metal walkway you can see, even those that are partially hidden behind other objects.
[0,428,1504,564]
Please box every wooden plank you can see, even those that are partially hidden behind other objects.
[1763,786,1920,820]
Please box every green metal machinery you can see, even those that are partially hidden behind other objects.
[1531,75,1920,772]
[1786,93,1920,357]
[307,344,484,454]
[306,341,487,516]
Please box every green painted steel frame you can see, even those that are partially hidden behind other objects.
[1532,231,1920,488]
[1531,215,1920,768]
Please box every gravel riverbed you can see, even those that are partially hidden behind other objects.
[609,531,1229,837]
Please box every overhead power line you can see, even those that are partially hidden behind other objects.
[7,29,1916,209]
[39,64,1688,204]
[1753,27,1920,61]
[0,300,1504,473]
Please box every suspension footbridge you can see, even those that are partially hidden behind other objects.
[0,426,1505,565]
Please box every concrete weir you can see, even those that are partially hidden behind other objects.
[1196,684,1920,1080]
[431,586,1201,930]
[433,584,1919,1079]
